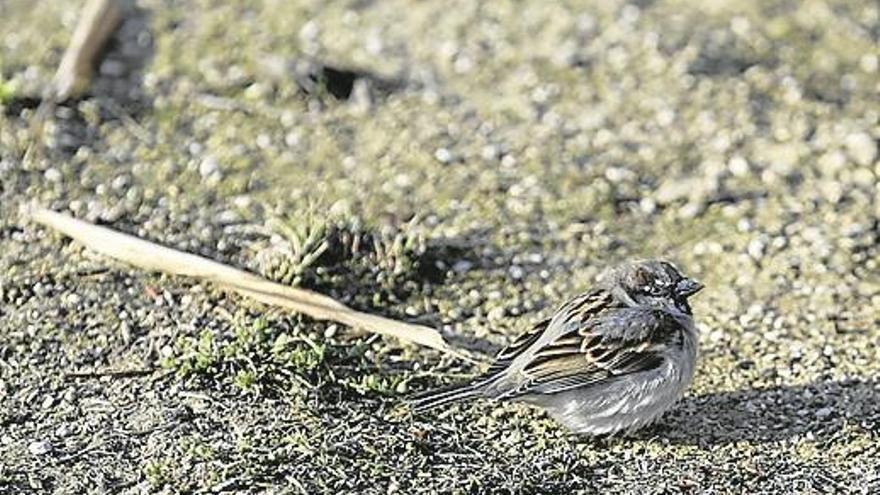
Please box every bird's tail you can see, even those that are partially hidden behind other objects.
[407,380,488,413]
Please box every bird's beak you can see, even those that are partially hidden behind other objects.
[675,278,704,297]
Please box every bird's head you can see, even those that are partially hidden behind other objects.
[601,259,703,314]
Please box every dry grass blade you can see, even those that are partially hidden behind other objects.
[27,206,478,364]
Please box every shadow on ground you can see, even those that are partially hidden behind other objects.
[654,378,880,445]
[89,2,154,112]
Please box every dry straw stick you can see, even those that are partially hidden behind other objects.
[52,0,124,100]
[28,206,478,364]
[23,0,124,167]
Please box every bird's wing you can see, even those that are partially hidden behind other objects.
[483,317,553,377]
[502,296,684,397]
[483,289,610,377]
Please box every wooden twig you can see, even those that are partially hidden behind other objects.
[52,0,124,101]
[27,206,479,364]
[22,0,125,168]
[63,368,154,379]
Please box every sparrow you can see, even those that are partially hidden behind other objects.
[409,260,704,436]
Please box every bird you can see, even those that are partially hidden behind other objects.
[409,260,704,436]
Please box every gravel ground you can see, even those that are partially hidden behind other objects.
[1,0,879,493]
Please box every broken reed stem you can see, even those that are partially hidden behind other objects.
[28,207,479,364]
[23,0,125,168]
[52,0,123,101]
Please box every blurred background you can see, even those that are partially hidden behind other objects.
[1,0,878,493]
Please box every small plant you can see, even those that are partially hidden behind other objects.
[161,312,328,394]
[0,75,16,105]
[366,216,427,290]
[233,370,258,390]
[258,206,332,286]
[257,204,434,305]
[181,437,216,462]
[340,372,411,396]
[144,460,173,488]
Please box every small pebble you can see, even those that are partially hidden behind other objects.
[509,265,525,280]
[44,168,62,182]
[452,260,473,273]
[111,174,130,191]
[28,440,52,456]
[487,306,506,321]
[845,132,877,166]
[434,148,453,164]
[199,156,220,178]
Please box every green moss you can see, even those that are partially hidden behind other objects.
[143,459,174,488]
[161,313,327,394]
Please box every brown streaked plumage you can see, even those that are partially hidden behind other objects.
[409,260,704,436]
